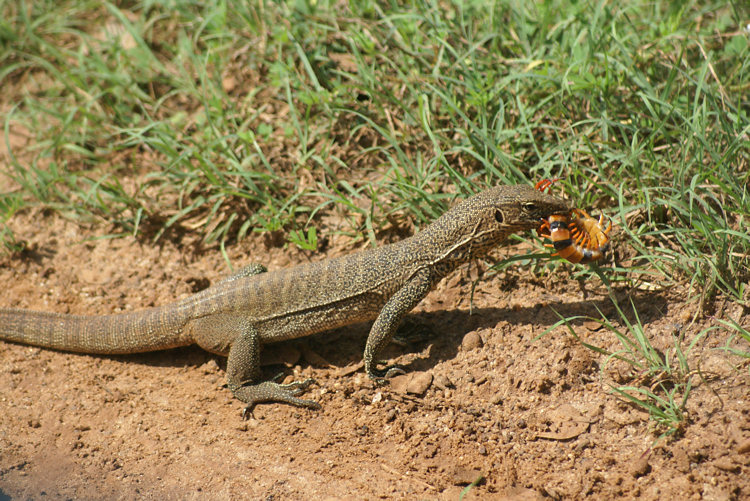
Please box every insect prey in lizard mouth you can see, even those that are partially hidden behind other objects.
[534,178,613,264]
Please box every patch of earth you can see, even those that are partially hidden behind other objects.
[0,210,748,500]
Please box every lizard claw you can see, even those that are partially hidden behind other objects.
[281,377,317,395]
[241,405,255,420]
[367,364,406,384]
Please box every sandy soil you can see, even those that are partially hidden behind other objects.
[0,208,748,501]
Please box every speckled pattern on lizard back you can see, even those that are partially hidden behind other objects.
[0,185,570,413]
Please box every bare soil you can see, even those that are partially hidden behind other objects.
[0,207,748,501]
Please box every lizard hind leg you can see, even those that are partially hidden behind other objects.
[220,318,321,416]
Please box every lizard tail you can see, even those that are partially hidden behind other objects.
[0,305,192,354]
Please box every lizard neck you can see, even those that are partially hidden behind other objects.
[422,204,512,249]
[401,212,510,280]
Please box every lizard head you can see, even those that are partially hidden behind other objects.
[488,184,572,232]
[424,184,571,265]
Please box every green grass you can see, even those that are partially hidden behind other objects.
[542,289,705,440]
[718,317,750,368]
[1,0,748,431]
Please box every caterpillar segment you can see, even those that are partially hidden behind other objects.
[537,209,612,264]
[534,178,612,264]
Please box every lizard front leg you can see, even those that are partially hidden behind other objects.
[364,267,436,382]
[214,263,268,286]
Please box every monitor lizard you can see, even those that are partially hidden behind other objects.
[0,184,570,413]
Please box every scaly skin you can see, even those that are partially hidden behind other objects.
[0,185,570,412]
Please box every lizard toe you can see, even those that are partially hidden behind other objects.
[368,364,406,384]
[233,380,321,418]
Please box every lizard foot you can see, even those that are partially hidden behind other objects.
[367,364,406,385]
[233,378,322,419]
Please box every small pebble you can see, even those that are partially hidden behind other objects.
[713,457,738,472]
[450,465,484,486]
[434,373,454,390]
[406,372,433,396]
[462,331,483,351]
[631,456,651,478]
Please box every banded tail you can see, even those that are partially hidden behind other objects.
[0,306,192,354]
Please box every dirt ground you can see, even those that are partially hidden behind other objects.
[0,205,748,501]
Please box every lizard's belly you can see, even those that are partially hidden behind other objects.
[255,290,390,342]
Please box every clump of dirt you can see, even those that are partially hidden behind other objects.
[0,210,748,500]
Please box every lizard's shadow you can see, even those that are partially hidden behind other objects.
[307,290,669,375]
[122,290,668,378]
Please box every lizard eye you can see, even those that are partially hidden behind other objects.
[523,202,538,212]
[494,209,504,223]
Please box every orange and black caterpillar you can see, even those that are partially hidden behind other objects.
[534,179,612,264]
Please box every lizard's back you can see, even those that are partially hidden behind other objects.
[180,236,432,354]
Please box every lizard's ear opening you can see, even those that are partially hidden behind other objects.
[494,209,504,223]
